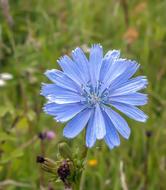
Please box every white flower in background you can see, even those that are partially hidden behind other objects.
[0,73,13,87]
[0,79,6,87]
[0,73,13,80]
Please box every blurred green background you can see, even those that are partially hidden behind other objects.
[0,0,166,189]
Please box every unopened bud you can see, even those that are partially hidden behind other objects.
[38,132,46,140]
[58,142,72,160]
[36,156,57,174]
[46,131,55,140]
[145,130,153,138]
[36,156,45,163]
[57,160,70,182]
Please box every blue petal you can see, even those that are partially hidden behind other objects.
[100,59,132,95]
[41,84,85,104]
[104,106,131,139]
[47,94,85,104]
[45,69,81,93]
[86,110,96,148]
[94,104,106,139]
[100,50,120,82]
[57,55,85,85]
[110,102,148,122]
[108,61,140,91]
[109,93,148,106]
[63,109,91,138]
[41,83,59,96]
[104,138,114,149]
[71,47,90,82]
[106,50,120,59]
[43,102,86,123]
[89,44,103,86]
[110,76,148,96]
[103,112,120,146]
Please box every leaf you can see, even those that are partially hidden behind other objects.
[0,104,15,117]
[27,110,36,121]
[0,132,16,141]
[0,149,24,164]
[12,117,29,134]
[0,106,10,117]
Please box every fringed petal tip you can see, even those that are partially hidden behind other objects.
[40,83,47,96]
[72,47,81,54]
[106,49,121,59]
[44,69,57,77]
[104,143,119,150]
[91,43,102,49]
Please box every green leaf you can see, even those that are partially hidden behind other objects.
[0,149,24,164]
[0,132,16,141]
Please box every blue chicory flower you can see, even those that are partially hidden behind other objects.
[41,44,148,149]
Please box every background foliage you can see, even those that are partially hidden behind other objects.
[0,0,166,189]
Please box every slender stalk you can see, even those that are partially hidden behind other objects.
[120,0,130,51]
[79,145,88,190]
[144,131,152,190]
[40,140,45,187]
[120,0,129,28]
[0,179,33,188]
[120,161,128,190]
[0,0,14,27]
[81,144,88,160]
[79,168,86,190]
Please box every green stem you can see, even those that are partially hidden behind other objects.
[79,168,86,190]
[81,144,88,160]
[79,145,89,190]
[73,181,80,190]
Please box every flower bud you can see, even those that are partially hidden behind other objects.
[36,156,57,174]
[57,159,74,188]
[145,130,153,138]
[38,132,46,140]
[36,156,45,163]
[57,160,70,182]
[58,142,72,160]
[46,131,55,140]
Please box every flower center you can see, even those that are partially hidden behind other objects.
[87,93,101,106]
[81,82,109,107]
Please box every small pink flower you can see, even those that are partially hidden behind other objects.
[46,131,55,140]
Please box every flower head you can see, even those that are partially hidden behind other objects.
[0,72,13,87]
[38,130,56,141]
[88,159,98,167]
[0,73,13,80]
[46,130,56,140]
[41,44,148,149]
[0,79,6,87]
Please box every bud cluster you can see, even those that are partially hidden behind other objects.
[36,141,87,189]
[57,160,71,187]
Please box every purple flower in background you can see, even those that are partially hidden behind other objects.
[41,44,148,149]
[46,131,55,140]
[38,131,55,141]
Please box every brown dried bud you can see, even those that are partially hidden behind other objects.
[57,160,70,183]
[36,156,57,174]
[36,156,45,163]
[145,130,153,138]
[38,132,46,140]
